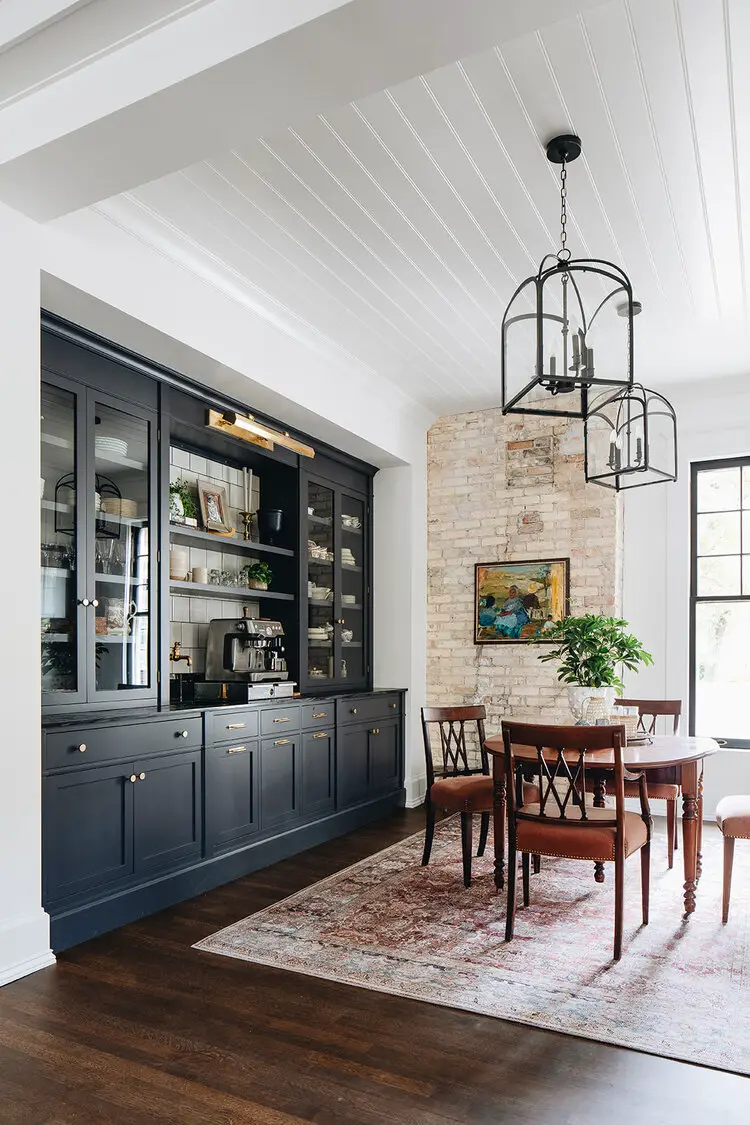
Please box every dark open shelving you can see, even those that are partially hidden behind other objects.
[170,581,294,602]
[169,524,294,558]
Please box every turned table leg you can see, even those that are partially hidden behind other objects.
[696,766,704,883]
[681,760,699,915]
[492,753,505,892]
[593,773,607,884]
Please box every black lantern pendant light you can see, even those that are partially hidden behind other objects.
[584,383,677,490]
[501,134,637,419]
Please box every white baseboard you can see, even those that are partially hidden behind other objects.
[0,950,55,987]
[0,911,55,987]
[405,775,426,808]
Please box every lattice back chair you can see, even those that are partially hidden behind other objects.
[421,706,490,887]
[618,699,682,869]
[502,721,652,961]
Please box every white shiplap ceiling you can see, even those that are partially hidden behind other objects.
[96,0,750,416]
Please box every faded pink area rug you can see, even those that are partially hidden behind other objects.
[195,819,750,1074]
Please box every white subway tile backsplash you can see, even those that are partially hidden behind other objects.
[206,550,222,573]
[189,547,207,571]
[230,467,243,488]
[170,623,182,645]
[189,598,209,623]
[181,623,197,648]
[172,447,190,470]
[197,624,210,647]
[173,597,191,623]
[190,454,207,475]
[229,483,244,510]
[191,650,205,675]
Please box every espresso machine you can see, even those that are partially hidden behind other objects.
[202,613,295,700]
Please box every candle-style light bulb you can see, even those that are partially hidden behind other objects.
[635,436,643,465]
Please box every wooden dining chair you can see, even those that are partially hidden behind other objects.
[618,699,682,869]
[421,706,540,888]
[502,721,652,961]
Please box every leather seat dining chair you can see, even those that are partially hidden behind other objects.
[420,706,539,888]
[618,699,682,869]
[716,795,750,923]
[502,721,652,962]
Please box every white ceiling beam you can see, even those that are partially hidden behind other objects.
[0,0,611,220]
[0,0,93,53]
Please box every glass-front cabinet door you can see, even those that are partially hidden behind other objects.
[41,374,157,710]
[89,397,155,700]
[41,380,85,705]
[303,474,369,691]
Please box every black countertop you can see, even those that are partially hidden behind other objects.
[42,688,406,729]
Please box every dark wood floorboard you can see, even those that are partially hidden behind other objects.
[1,809,747,1124]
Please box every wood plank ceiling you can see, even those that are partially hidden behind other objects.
[98,0,750,416]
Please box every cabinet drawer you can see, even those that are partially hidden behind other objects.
[260,704,301,736]
[210,707,259,744]
[337,694,401,727]
[301,701,335,730]
[45,716,203,770]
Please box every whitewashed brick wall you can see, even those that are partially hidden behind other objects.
[427,410,622,732]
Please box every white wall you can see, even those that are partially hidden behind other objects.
[373,449,428,807]
[0,202,54,984]
[622,376,750,818]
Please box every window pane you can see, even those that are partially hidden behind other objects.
[744,557,750,596]
[696,511,740,556]
[697,555,741,596]
[695,602,750,740]
[743,466,750,509]
[697,467,741,512]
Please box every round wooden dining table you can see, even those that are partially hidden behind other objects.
[483,732,720,916]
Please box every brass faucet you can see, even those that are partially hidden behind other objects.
[169,641,192,668]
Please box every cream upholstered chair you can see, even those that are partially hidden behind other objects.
[716,795,750,923]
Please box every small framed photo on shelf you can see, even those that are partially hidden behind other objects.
[197,480,233,535]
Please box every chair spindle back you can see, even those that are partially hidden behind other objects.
[617,698,681,736]
[421,706,488,788]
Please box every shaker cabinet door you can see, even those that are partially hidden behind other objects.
[260,735,301,831]
[337,724,370,809]
[206,741,260,853]
[133,751,202,876]
[369,722,400,796]
[301,729,335,818]
[43,763,134,903]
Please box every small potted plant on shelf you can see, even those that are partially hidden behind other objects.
[169,479,198,527]
[242,561,273,591]
[536,614,653,722]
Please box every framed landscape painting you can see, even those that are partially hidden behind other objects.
[474,558,570,644]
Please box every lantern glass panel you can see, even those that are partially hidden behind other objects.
[585,385,676,490]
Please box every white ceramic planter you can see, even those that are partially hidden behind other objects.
[567,685,616,724]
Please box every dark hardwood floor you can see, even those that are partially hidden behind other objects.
[1,809,747,1124]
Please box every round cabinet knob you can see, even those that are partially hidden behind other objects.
[351,707,358,715]
[180,730,188,738]
[79,598,90,607]
[139,772,146,781]
[91,599,99,608]
[78,743,87,753]
[337,618,345,625]
[129,774,137,783]
[390,703,397,710]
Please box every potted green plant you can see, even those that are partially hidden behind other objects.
[536,614,653,721]
[242,560,273,591]
[169,479,198,524]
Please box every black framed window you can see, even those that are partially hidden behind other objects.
[690,456,750,747]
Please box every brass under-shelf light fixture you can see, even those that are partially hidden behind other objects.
[207,409,315,459]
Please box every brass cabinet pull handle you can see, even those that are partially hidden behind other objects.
[227,722,246,730]
[312,712,326,719]
[139,772,146,780]
[336,618,345,625]
[77,743,87,753]
[369,728,379,735]
[274,738,291,746]
[312,732,327,739]
[273,717,291,724]
[390,703,397,709]
[129,774,137,783]
[227,745,248,754]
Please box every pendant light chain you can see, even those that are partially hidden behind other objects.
[558,156,571,263]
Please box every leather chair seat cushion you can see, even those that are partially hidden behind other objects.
[716,795,750,840]
[430,775,540,812]
[624,780,679,800]
[516,805,649,862]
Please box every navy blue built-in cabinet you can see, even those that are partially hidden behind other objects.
[40,316,406,952]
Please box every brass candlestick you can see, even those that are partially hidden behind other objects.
[239,511,252,541]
